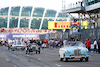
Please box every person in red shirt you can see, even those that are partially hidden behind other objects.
[85,39,88,48]
[87,39,91,51]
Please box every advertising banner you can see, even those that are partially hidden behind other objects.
[48,21,70,29]
[0,34,8,39]
[81,21,88,29]
[48,21,88,29]
[0,33,39,39]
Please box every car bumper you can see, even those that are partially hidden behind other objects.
[65,56,89,59]
[13,47,25,49]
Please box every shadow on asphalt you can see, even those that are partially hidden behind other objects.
[54,59,89,63]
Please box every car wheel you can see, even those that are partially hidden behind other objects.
[8,47,10,50]
[22,48,24,51]
[59,57,63,61]
[26,52,27,54]
[85,57,89,62]
[38,51,40,54]
[26,51,28,54]
[36,51,37,54]
[59,54,63,61]
[63,54,68,62]
[63,57,68,62]
[80,58,83,61]
[12,49,14,51]
[29,50,30,54]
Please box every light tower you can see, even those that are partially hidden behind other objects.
[62,0,66,40]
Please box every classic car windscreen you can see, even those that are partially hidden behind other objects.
[16,42,22,45]
[67,42,83,46]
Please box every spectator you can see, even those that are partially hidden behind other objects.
[55,40,59,48]
[50,39,54,49]
[30,38,34,43]
[87,39,91,51]
[93,39,98,53]
[98,39,100,53]
[85,39,88,48]
[42,43,46,49]
[63,39,67,46]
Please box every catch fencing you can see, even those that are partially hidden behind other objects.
[39,28,100,42]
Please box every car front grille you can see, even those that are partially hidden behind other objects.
[74,49,81,56]
[32,47,36,50]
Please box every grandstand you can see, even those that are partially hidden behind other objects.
[0,6,68,33]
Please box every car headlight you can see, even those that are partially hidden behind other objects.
[66,50,70,53]
[85,49,88,53]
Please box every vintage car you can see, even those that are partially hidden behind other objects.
[8,42,25,51]
[59,41,89,62]
[26,43,40,54]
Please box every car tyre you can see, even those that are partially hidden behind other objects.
[36,51,37,54]
[12,49,14,51]
[8,47,10,50]
[38,51,40,54]
[63,57,68,62]
[26,51,27,54]
[63,54,68,62]
[59,54,63,61]
[80,58,83,61]
[85,57,89,62]
[59,57,63,61]
[22,48,24,51]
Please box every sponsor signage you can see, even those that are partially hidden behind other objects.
[81,21,88,29]
[0,34,39,39]
[71,21,80,29]
[48,21,88,29]
[0,34,7,38]
[48,21,70,29]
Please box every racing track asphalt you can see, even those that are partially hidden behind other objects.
[0,46,100,67]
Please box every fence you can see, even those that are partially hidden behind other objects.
[81,28,99,41]
[39,32,68,40]
[39,28,100,42]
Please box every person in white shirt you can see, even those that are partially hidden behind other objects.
[93,39,98,53]
[42,43,46,49]
[63,39,67,47]
[50,39,54,49]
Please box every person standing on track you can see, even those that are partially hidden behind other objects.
[93,39,98,53]
[87,39,91,51]
[98,39,100,53]
[85,39,88,48]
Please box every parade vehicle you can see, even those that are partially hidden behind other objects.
[8,42,25,51]
[59,41,89,62]
[26,43,40,54]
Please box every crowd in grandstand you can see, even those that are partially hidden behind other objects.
[0,27,57,34]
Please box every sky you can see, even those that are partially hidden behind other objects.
[0,0,82,11]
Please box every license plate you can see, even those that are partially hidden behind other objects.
[74,57,82,59]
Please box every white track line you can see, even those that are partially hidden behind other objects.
[55,64,61,67]
[14,65,17,67]
[38,58,41,60]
